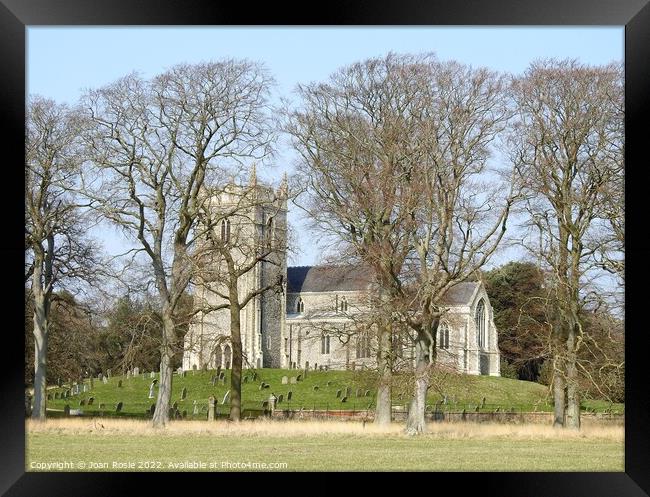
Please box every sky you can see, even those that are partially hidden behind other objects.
[27,27,624,267]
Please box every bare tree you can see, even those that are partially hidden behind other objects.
[25,96,101,420]
[81,60,275,427]
[189,172,287,420]
[510,59,624,429]
[286,53,428,425]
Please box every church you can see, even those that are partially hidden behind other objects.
[182,175,501,376]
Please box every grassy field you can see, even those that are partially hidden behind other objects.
[43,369,624,419]
[26,419,624,472]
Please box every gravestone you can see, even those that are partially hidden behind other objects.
[57,378,62,387]
[364,390,370,397]
[341,396,348,403]
[133,367,139,376]
[287,391,292,401]
[116,401,123,413]
[290,377,297,384]
[99,403,105,409]
[262,400,269,409]
[79,399,86,406]
[181,371,187,378]
[259,382,266,390]
[148,383,155,399]
[314,363,318,370]
[252,371,258,381]
[326,381,332,387]
[118,380,122,388]
[181,387,187,400]
[475,405,480,412]
[443,395,448,405]
[336,389,342,398]
[106,369,111,378]
[243,376,248,383]
[277,394,284,404]
[221,390,230,405]
[83,384,88,393]
[481,397,486,408]
[305,361,309,371]
[64,404,70,417]
[264,384,270,389]
[208,396,216,421]
[126,370,131,379]
[313,385,319,391]
[193,400,199,415]
[296,374,302,382]
[88,397,94,405]
[345,386,351,397]
[54,392,59,400]
[356,388,361,397]
[102,376,108,384]
[177,367,183,375]
[211,375,217,387]
[268,393,277,411]
[216,366,222,379]
[281,376,288,385]
[150,371,156,378]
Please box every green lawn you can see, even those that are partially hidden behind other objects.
[43,368,624,419]
[27,430,624,472]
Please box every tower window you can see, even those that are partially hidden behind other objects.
[221,219,231,243]
[340,297,348,312]
[476,299,486,349]
[296,297,304,313]
[356,331,371,358]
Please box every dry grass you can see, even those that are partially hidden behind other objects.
[26,418,623,441]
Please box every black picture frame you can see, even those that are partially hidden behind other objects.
[2,1,648,495]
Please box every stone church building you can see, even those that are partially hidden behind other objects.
[182,176,500,376]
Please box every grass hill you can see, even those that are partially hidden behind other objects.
[42,368,622,419]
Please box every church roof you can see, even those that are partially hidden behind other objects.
[287,265,373,293]
[440,281,481,306]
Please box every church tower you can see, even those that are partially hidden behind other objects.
[182,168,288,370]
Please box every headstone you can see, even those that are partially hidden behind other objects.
[313,385,319,391]
[356,388,361,397]
[181,387,187,400]
[54,392,59,400]
[102,376,108,384]
[475,405,480,412]
[126,370,131,379]
[481,397,486,408]
[57,378,62,387]
[211,375,217,387]
[290,377,297,384]
[326,381,332,387]
[99,403,106,409]
[243,376,248,383]
[259,382,266,390]
[118,380,122,388]
[133,367,139,376]
[106,369,111,378]
[305,361,309,370]
[150,404,156,415]
[221,390,230,405]
[88,397,94,405]
[208,396,215,421]
[252,371,258,381]
[443,395,448,405]
[219,371,225,380]
[345,386,351,397]
[150,371,155,378]
[79,399,86,406]
[287,391,292,401]
[336,389,342,398]
[281,376,288,385]
[277,394,284,404]
[193,400,199,415]
[63,404,70,417]
[296,374,302,382]
[268,393,277,411]
[262,400,269,409]
[341,396,348,403]
[116,401,123,413]
[364,390,370,397]
[148,383,155,399]
[264,384,270,389]
[314,363,318,370]
[83,384,88,393]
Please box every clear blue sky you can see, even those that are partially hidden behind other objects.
[28,27,623,266]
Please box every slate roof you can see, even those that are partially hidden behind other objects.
[287,266,373,293]
[440,281,481,306]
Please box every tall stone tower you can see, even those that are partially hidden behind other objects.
[182,168,288,370]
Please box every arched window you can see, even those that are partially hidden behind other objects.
[266,216,274,248]
[221,219,231,243]
[438,323,450,350]
[475,299,486,349]
[321,334,330,354]
[340,297,348,312]
[356,331,370,358]
[296,297,304,313]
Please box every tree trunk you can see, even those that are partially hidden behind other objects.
[565,325,581,430]
[229,302,242,421]
[152,309,176,428]
[374,324,392,426]
[552,354,566,428]
[406,331,431,435]
[31,292,49,420]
